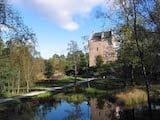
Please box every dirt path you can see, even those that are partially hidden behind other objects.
[0,78,96,103]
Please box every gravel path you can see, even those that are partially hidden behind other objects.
[0,78,96,103]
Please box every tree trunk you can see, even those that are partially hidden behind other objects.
[132,0,152,118]
[11,80,15,95]
[131,65,135,86]
[7,78,10,93]
[74,63,77,85]
[74,63,77,92]
[17,69,20,94]
[87,81,90,88]
[27,64,30,93]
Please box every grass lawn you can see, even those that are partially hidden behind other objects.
[85,87,106,94]
[34,76,84,88]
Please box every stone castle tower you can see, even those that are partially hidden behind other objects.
[89,31,117,66]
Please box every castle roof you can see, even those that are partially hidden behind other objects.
[91,31,111,40]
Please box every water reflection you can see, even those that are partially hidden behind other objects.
[0,97,119,120]
[7,102,37,120]
[0,96,160,120]
[90,98,119,120]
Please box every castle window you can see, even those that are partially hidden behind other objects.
[97,47,98,51]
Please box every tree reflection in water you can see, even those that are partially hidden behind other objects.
[7,102,36,120]
[0,97,120,120]
[1,94,160,120]
[64,103,84,120]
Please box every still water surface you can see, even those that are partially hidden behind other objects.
[1,96,159,120]
[0,92,160,120]
[38,100,91,120]
[0,97,120,120]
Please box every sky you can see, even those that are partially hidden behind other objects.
[10,0,118,59]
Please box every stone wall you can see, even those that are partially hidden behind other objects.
[89,32,117,66]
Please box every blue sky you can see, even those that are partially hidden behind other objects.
[10,0,117,59]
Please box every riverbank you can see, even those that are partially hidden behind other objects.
[0,78,96,103]
[0,78,160,120]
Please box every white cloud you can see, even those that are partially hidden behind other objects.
[10,0,107,31]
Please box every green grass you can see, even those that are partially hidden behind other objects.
[85,87,106,94]
[0,92,13,98]
[54,93,87,103]
[89,79,124,91]
[35,76,84,88]
[0,92,28,99]
[33,91,53,98]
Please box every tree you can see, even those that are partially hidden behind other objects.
[118,25,140,85]
[0,0,24,40]
[50,54,66,76]
[114,0,159,116]
[0,0,39,95]
[44,60,53,79]
[67,40,80,86]
[95,55,104,78]
[33,57,45,80]
[97,0,160,116]
[78,52,88,76]
[96,55,104,68]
